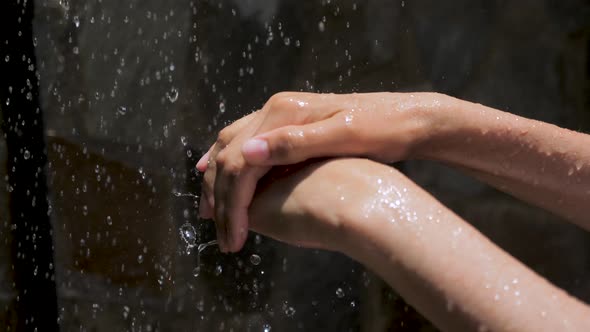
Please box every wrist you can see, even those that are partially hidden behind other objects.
[410,94,472,161]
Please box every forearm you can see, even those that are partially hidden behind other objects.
[339,168,590,331]
[414,96,590,228]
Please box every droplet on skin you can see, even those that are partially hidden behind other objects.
[345,114,353,125]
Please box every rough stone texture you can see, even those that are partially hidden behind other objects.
[11,0,589,331]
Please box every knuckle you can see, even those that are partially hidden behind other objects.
[267,92,296,112]
[217,152,243,177]
[271,128,297,161]
[216,127,233,146]
[215,150,228,168]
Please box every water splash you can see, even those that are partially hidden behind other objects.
[179,223,197,251]
[197,239,218,253]
[172,191,199,199]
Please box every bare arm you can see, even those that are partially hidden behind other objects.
[249,158,590,331]
[415,96,590,229]
[199,92,590,251]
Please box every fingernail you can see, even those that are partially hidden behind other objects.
[242,138,269,162]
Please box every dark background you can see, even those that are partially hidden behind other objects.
[1,0,589,331]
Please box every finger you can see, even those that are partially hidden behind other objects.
[241,116,358,166]
[224,166,269,252]
[196,148,213,172]
[196,110,261,171]
[198,195,213,219]
[214,155,269,252]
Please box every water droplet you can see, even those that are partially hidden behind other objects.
[335,288,345,298]
[345,114,353,125]
[106,216,112,225]
[214,265,223,276]
[137,255,144,264]
[122,306,130,319]
[318,21,325,32]
[192,266,200,277]
[401,1,405,7]
[179,223,197,248]
[73,16,80,27]
[167,87,179,103]
[23,150,30,160]
[219,101,225,113]
[250,254,261,265]
[262,324,271,332]
[284,306,296,317]
[180,136,187,146]
[117,106,127,115]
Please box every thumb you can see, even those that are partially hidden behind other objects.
[241,118,349,166]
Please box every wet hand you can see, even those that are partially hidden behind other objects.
[198,91,444,252]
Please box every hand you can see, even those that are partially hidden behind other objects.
[198,91,447,252]
[247,158,373,252]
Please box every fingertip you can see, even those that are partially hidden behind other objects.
[196,151,211,172]
[242,138,269,164]
[226,213,249,253]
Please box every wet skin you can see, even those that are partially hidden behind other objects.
[198,92,590,331]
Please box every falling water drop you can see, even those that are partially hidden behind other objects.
[284,306,296,317]
[23,150,31,160]
[335,288,345,298]
[167,87,179,103]
[250,254,261,265]
[192,266,200,277]
[219,101,226,113]
[180,136,187,146]
[262,324,272,332]
[214,265,223,276]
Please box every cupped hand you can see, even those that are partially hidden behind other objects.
[198,91,447,252]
